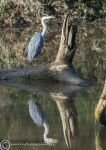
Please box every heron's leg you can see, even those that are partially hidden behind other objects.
[25,74,31,79]
[33,92,38,100]
[36,59,40,66]
[34,57,40,66]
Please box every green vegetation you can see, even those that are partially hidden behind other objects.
[61,0,106,20]
[0,0,106,27]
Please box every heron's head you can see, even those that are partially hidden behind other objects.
[42,14,56,22]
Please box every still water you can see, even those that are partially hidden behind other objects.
[0,21,106,150]
[0,81,105,150]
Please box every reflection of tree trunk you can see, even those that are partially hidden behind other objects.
[95,79,106,125]
[95,127,106,150]
[0,14,88,85]
[51,94,79,149]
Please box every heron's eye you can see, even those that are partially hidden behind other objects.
[103,104,105,108]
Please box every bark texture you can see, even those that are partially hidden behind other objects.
[55,15,78,65]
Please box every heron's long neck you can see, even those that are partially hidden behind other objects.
[41,19,47,36]
[43,122,49,141]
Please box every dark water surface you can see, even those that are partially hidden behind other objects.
[0,22,106,150]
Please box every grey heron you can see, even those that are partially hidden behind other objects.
[26,15,55,63]
[28,97,58,145]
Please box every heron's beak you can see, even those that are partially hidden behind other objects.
[48,16,56,19]
[42,15,56,21]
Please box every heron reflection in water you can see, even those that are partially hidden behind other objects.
[26,15,55,63]
[28,97,58,145]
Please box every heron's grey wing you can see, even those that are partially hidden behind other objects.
[27,32,44,62]
[28,98,43,126]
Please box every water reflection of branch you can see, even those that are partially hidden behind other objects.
[0,80,83,96]
[95,80,106,125]
[95,127,106,150]
[50,86,81,149]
